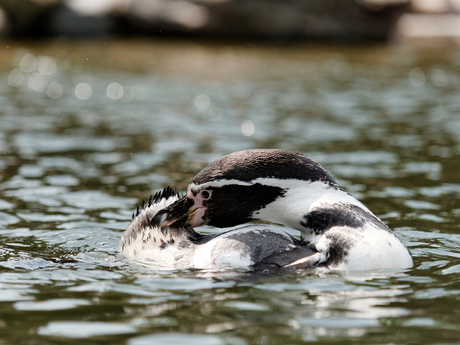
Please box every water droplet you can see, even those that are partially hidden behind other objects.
[46,82,63,99]
[106,82,123,100]
[75,83,92,100]
[7,68,24,87]
[409,67,425,86]
[333,62,353,81]
[430,69,448,87]
[194,94,210,111]
[241,120,255,137]
[19,53,37,73]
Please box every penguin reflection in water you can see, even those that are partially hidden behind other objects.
[119,149,413,271]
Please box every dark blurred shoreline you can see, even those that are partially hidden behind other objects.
[1,0,459,48]
[0,0,409,41]
[1,0,459,49]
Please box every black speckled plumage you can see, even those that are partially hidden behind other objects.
[119,186,318,270]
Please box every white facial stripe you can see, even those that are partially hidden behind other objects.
[189,177,337,192]
[189,179,253,191]
[190,178,368,211]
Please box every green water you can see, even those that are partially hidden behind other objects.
[0,39,460,344]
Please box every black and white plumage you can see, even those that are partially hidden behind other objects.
[119,187,317,270]
[121,149,413,271]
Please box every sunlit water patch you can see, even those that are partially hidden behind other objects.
[0,40,459,344]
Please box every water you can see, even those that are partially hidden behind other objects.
[1,39,460,344]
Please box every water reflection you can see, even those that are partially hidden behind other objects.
[38,321,136,338]
[208,107,223,121]
[0,40,460,344]
[19,53,37,73]
[14,298,91,311]
[37,56,57,77]
[8,53,63,100]
[333,61,353,81]
[194,93,211,111]
[128,333,227,345]
[409,67,426,86]
[75,82,92,100]
[241,120,255,137]
[121,85,135,102]
[430,69,448,87]
[46,81,63,99]
[7,68,24,87]
[28,73,48,91]
[107,82,123,100]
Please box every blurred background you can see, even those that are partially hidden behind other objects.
[1,1,460,344]
[0,0,459,43]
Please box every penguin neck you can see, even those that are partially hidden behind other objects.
[250,180,371,240]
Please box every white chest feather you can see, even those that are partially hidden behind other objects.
[314,223,413,270]
[249,179,413,270]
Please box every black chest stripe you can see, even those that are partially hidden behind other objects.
[301,203,390,235]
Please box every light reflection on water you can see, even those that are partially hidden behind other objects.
[0,40,460,344]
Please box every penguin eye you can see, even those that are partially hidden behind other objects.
[200,190,212,200]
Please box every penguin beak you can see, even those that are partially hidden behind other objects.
[151,195,207,230]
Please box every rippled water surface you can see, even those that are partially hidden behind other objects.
[1,39,460,344]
